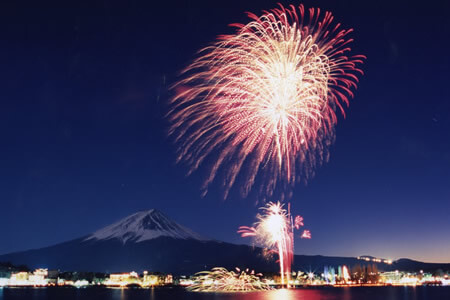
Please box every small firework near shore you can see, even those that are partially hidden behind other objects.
[187,267,273,292]
[239,202,311,287]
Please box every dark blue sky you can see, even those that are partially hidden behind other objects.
[1,0,449,263]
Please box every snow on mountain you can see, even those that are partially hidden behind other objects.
[85,209,208,243]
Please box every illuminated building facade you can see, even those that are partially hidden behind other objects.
[105,271,139,286]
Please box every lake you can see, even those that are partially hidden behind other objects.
[1,286,449,300]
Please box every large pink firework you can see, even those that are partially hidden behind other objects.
[169,4,364,199]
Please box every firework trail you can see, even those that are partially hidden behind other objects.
[169,4,365,199]
[188,267,272,292]
[238,202,310,287]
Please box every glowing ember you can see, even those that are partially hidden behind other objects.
[301,230,311,239]
[169,4,365,199]
[294,216,304,229]
[239,202,311,287]
[187,267,273,292]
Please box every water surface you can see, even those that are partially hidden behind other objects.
[1,286,449,300]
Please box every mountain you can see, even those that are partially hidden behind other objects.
[390,258,450,273]
[1,209,449,274]
[84,209,207,243]
[0,209,277,274]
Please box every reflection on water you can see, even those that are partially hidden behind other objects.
[260,288,348,300]
[261,289,297,300]
[112,288,320,300]
[249,287,444,300]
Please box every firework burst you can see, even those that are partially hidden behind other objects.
[238,202,310,287]
[169,4,365,199]
[187,267,273,292]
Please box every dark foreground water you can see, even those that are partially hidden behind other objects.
[1,286,449,300]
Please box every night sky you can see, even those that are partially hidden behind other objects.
[1,0,449,263]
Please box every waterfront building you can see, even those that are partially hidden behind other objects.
[9,272,29,286]
[105,271,140,286]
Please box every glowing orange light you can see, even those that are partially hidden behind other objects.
[188,267,272,292]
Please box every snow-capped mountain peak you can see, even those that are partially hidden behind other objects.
[85,209,207,244]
